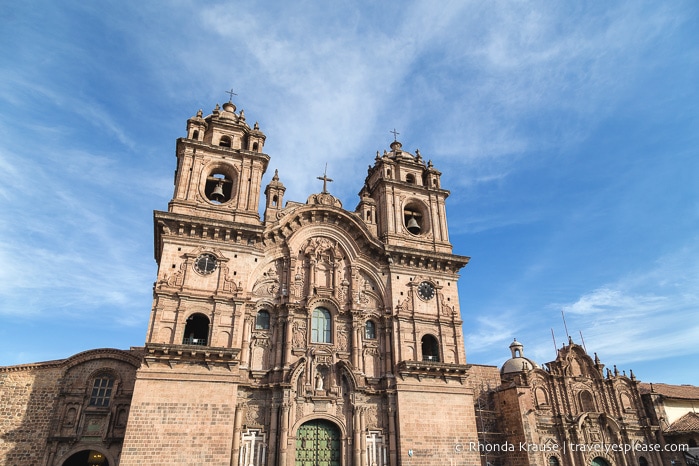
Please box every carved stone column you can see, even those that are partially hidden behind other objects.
[240,316,252,368]
[360,407,367,465]
[388,402,397,466]
[274,317,285,369]
[351,313,361,369]
[231,402,244,464]
[267,402,280,466]
[279,402,290,466]
[283,314,293,367]
[353,405,362,466]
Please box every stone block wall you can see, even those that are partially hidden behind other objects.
[396,379,482,466]
[120,372,238,466]
[0,363,61,466]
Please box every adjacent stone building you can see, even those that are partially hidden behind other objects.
[0,99,695,466]
[640,383,699,465]
[0,349,140,466]
[490,339,662,466]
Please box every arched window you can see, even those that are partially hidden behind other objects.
[192,130,200,140]
[252,142,259,151]
[255,310,270,330]
[183,313,209,345]
[219,135,232,147]
[365,320,376,340]
[580,390,596,412]
[591,457,610,466]
[639,457,648,466]
[272,195,278,207]
[549,457,560,466]
[535,387,549,407]
[620,393,633,411]
[421,334,440,362]
[406,173,416,184]
[89,376,114,407]
[311,308,331,343]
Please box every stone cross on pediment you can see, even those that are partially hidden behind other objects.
[317,163,333,194]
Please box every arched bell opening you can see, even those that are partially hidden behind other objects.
[182,313,210,346]
[421,334,440,362]
[403,200,429,236]
[218,135,232,147]
[203,165,236,204]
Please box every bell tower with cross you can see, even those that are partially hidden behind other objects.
[358,130,453,253]
[169,91,269,225]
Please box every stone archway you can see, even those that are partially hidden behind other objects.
[60,449,110,466]
[295,419,341,466]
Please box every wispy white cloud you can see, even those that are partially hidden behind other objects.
[552,240,699,364]
[0,1,696,382]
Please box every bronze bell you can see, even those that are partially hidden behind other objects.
[407,215,421,234]
[210,181,225,202]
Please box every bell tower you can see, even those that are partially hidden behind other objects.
[122,99,273,465]
[359,139,452,253]
[170,100,269,224]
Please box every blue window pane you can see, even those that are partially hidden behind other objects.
[312,308,331,343]
[255,310,270,330]
[365,321,376,340]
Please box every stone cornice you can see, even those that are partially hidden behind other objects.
[143,343,240,367]
[177,138,271,163]
[0,348,143,373]
[154,210,265,260]
[396,360,472,380]
[385,244,470,272]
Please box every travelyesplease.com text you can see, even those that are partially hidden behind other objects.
[455,441,688,454]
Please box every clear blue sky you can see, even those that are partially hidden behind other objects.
[1,2,697,385]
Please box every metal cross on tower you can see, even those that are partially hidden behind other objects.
[225,88,237,102]
[390,128,400,141]
[317,163,333,194]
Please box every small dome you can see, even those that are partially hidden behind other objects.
[501,339,539,375]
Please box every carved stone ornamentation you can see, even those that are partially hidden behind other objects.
[292,321,307,348]
[245,404,264,426]
[365,405,378,429]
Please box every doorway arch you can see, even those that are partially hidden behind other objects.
[60,449,110,466]
[295,419,341,466]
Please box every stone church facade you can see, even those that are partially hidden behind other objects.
[0,99,692,466]
[491,339,663,466]
[116,99,496,466]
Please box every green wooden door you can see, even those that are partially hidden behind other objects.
[295,419,341,466]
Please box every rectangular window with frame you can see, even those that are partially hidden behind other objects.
[89,377,114,407]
